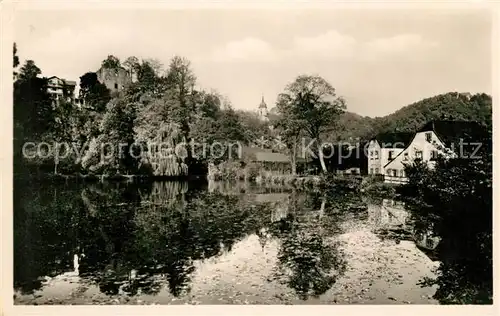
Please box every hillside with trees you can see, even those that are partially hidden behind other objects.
[13,48,271,177]
[331,92,492,141]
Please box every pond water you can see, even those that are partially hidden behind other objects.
[13,179,440,305]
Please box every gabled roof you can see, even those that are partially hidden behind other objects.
[417,120,488,147]
[254,152,289,163]
[64,80,77,86]
[372,132,414,149]
[240,146,302,163]
[47,76,76,86]
[384,120,489,169]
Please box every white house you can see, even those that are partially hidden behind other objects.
[383,120,487,184]
[367,132,413,176]
[46,76,77,106]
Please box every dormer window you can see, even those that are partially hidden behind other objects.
[425,132,432,142]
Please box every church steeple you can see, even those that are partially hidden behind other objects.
[259,95,267,109]
[258,95,268,120]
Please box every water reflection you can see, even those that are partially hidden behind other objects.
[269,213,346,300]
[14,179,445,304]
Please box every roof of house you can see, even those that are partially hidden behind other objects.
[254,151,290,163]
[384,120,489,169]
[240,146,302,163]
[418,120,489,146]
[47,76,77,87]
[372,132,414,149]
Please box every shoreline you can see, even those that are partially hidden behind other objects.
[13,172,398,196]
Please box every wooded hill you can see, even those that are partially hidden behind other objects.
[327,92,492,142]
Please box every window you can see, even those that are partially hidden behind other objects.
[400,170,405,177]
[388,150,393,160]
[370,168,373,174]
[425,132,432,142]
[403,152,409,161]
[386,169,392,176]
[114,83,118,89]
[375,168,379,174]
[431,150,439,160]
[392,169,397,177]
[415,150,423,160]
[374,151,379,159]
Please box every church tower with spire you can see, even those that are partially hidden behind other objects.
[258,95,268,121]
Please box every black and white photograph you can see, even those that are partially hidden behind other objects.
[2,0,496,312]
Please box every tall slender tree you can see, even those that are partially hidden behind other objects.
[165,56,197,164]
[274,93,303,175]
[13,42,20,79]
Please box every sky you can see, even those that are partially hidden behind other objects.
[13,7,492,117]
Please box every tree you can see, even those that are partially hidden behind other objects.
[14,76,53,140]
[165,56,197,164]
[401,130,492,304]
[13,42,20,79]
[136,60,159,92]
[123,56,140,77]
[144,58,164,76]
[50,99,77,174]
[13,43,19,67]
[217,105,247,144]
[18,60,41,80]
[274,93,303,175]
[236,110,272,145]
[101,55,121,69]
[133,95,188,177]
[277,75,346,173]
[96,97,138,174]
[79,72,111,112]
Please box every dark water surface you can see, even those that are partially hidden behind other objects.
[14,179,440,305]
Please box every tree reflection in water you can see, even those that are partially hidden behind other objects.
[401,138,493,304]
[17,175,491,304]
[268,188,347,300]
[14,179,283,298]
[14,179,350,300]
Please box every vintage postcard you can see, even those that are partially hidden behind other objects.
[1,0,498,315]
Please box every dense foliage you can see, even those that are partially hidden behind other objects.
[273,75,347,173]
[13,48,267,177]
[400,130,492,304]
[13,42,492,178]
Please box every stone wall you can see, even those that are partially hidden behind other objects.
[96,67,131,93]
